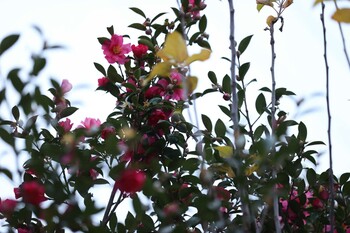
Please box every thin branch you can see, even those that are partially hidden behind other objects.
[320,3,335,232]
[102,185,119,225]
[333,0,350,70]
[228,1,252,232]
[269,19,282,233]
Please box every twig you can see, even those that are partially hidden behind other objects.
[332,0,350,71]
[268,18,282,233]
[320,3,335,232]
[102,185,119,225]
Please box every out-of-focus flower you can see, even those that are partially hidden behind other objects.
[15,181,46,206]
[144,31,211,85]
[132,44,148,59]
[0,199,17,217]
[114,169,146,194]
[98,77,110,87]
[61,79,72,94]
[18,227,33,233]
[101,126,116,139]
[102,34,131,64]
[58,118,73,133]
[79,117,101,131]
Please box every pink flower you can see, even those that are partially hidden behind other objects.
[61,79,72,95]
[58,118,73,133]
[102,34,131,64]
[16,181,46,206]
[114,169,146,194]
[101,126,116,139]
[144,86,163,99]
[125,77,137,92]
[148,109,169,126]
[131,44,148,59]
[79,117,101,130]
[98,77,110,87]
[0,199,17,216]
[18,227,33,233]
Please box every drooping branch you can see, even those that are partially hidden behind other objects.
[320,2,335,232]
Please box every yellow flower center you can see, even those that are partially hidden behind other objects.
[113,46,121,54]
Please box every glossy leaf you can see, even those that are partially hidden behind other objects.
[12,105,20,121]
[129,7,146,18]
[255,93,266,115]
[94,62,106,76]
[107,65,123,83]
[128,23,146,31]
[60,107,78,119]
[238,35,253,55]
[31,56,46,76]
[239,62,250,80]
[298,121,307,141]
[222,74,231,94]
[214,119,226,137]
[208,71,217,85]
[199,15,207,32]
[201,114,212,132]
[8,68,24,93]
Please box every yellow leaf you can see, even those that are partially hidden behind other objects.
[266,15,277,26]
[208,163,235,178]
[282,0,293,8]
[245,164,259,176]
[184,49,211,66]
[257,3,264,11]
[332,8,350,23]
[186,76,198,94]
[157,31,188,63]
[143,61,172,85]
[313,0,323,5]
[214,146,234,159]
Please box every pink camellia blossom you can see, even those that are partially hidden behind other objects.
[58,118,73,133]
[61,79,72,95]
[79,117,101,130]
[15,181,46,206]
[98,77,110,87]
[131,44,148,59]
[18,227,33,233]
[102,34,131,64]
[0,199,17,217]
[114,169,146,194]
[144,85,163,99]
[148,109,169,126]
[101,126,116,139]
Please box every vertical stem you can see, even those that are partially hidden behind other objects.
[320,3,335,231]
[269,21,281,233]
[102,186,118,225]
[228,0,251,232]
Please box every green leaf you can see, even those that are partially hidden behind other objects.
[8,68,24,93]
[94,62,106,76]
[340,173,350,185]
[199,15,207,33]
[214,119,226,137]
[128,23,146,31]
[109,213,118,233]
[31,56,46,76]
[129,7,146,18]
[238,62,250,80]
[12,106,20,121]
[0,127,14,146]
[24,115,38,131]
[201,114,212,132]
[208,71,217,85]
[151,12,167,24]
[255,93,266,115]
[0,34,20,56]
[238,35,253,55]
[306,168,317,186]
[59,107,78,119]
[222,74,231,94]
[97,37,109,45]
[298,121,307,141]
[107,25,114,36]
[343,181,350,196]
[138,38,154,51]
[107,65,124,83]
[218,105,231,118]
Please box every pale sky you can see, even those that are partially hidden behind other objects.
[1,0,350,213]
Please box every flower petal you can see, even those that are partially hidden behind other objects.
[143,62,172,85]
[184,49,211,65]
[157,31,188,63]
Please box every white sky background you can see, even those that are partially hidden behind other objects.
[0,0,350,226]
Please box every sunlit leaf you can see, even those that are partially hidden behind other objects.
[214,146,233,158]
[186,76,198,94]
